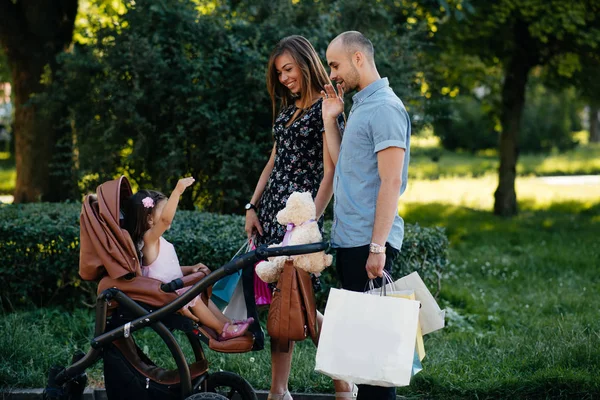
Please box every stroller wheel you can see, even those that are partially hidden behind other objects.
[186,394,228,400]
[205,371,258,400]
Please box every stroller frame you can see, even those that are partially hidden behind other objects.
[47,242,328,400]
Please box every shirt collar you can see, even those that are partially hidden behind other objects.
[352,77,389,105]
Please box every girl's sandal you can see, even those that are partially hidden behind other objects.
[232,317,254,325]
[218,321,250,341]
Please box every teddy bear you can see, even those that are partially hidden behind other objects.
[255,191,333,283]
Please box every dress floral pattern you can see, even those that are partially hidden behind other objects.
[255,98,344,247]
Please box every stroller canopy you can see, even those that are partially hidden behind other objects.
[79,176,141,281]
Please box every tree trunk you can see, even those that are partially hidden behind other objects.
[494,21,535,217]
[590,104,600,143]
[10,53,52,202]
[0,0,78,203]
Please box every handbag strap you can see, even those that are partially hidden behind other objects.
[278,265,295,352]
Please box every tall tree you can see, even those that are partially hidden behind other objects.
[0,0,78,203]
[439,0,600,216]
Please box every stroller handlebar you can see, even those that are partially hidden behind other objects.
[224,242,329,273]
[255,241,329,259]
[160,242,329,292]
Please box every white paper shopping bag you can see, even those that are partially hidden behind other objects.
[315,288,420,387]
[369,272,445,335]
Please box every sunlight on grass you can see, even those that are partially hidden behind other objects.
[410,139,600,179]
[412,129,441,149]
[0,169,15,195]
[520,144,600,176]
[400,175,600,212]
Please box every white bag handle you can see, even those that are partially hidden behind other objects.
[230,238,253,261]
[366,270,394,296]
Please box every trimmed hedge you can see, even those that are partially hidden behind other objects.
[0,203,449,310]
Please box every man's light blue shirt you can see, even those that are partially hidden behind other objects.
[331,77,411,250]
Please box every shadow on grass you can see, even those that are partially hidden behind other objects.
[404,374,600,399]
[403,200,600,246]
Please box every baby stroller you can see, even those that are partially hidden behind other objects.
[43,176,328,400]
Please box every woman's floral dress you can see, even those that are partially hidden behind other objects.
[255,98,343,247]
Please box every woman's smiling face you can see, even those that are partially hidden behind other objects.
[275,52,303,95]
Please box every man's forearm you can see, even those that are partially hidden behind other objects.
[323,117,341,165]
[371,177,402,246]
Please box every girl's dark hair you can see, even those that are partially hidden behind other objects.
[124,189,167,261]
[266,35,331,123]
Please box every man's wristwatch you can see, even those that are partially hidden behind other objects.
[245,202,257,212]
[369,242,386,254]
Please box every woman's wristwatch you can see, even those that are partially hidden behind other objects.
[369,242,386,254]
[245,202,257,212]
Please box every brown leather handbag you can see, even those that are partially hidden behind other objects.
[267,260,318,352]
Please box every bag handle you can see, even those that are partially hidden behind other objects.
[230,238,254,261]
[365,269,394,296]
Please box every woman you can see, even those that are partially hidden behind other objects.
[244,36,353,400]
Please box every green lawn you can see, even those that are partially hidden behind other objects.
[410,134,600,180]
[0,152,15,195]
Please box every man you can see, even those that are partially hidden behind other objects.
[321,31,411,400]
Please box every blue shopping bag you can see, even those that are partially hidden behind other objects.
[211,240,251,309]
[211,270,242,309]
[411,350,423,376]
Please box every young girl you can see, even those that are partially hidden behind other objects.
[124,177,252,341]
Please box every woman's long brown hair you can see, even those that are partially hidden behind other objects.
[266,35,331,123]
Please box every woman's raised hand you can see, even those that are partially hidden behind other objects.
[245,209,263,239]
[175,177,195,194]
[321,83,344,121]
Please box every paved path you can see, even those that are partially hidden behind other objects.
[537,175,600,185]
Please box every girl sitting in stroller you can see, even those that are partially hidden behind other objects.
[124,176,252,341]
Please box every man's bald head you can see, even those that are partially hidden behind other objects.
[330,31,375,63]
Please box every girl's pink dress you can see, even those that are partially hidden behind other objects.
[141,236,200,309]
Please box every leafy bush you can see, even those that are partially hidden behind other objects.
[431,83,583,154]
[519,84,581,153]
[431,95,498,153]
[0,203,448,311]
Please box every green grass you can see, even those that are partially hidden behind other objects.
[410,134,600,179]
[398,201,600,399]
[0,152,14,195]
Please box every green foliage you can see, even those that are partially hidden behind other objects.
[0,49,10,83]
[0,203,82,310]
[40,0,430,212]
[430,82,583,154]
[430,95,498,152]
[520,83,581,152]
[0,203,448,311]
